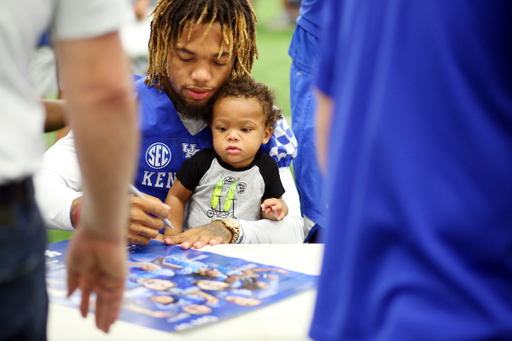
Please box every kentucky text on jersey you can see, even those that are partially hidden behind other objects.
[141,170,177,189]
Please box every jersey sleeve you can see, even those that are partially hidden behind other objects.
[176,148,214,191]
[260,115,297,168]
[258,153,286,201]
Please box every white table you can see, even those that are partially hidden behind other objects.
[48,244,324,341]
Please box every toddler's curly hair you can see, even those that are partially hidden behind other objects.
[208,76,283,127]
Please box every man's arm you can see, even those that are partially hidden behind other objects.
[34,131,83,231]
[165,166,304,248]
[164,117,303,248]
[237,167,303,243]
[54,31,138,333]
[35,127,170,242]
[42,99,68,132]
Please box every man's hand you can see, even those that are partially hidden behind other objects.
[71,193,170,245]
[128,193,170,245]
[163,220,232,249]
[66,227,127,333]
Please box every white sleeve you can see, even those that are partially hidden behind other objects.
[33,131,82,231]
[237,167,304,244]
[52,0,127,41]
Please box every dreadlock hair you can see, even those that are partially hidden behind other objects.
[146,0,258,93]
[207,76,283,127]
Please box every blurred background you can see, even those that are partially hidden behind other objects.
[45,0,299,243]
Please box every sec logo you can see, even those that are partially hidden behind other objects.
[146,142,171,169]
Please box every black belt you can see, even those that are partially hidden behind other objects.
[0,177,32,207]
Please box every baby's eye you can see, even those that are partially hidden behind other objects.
[242,128,252,132]
[217,127,227,132]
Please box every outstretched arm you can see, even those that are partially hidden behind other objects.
[55,31,138,333]
[164,166,304,249]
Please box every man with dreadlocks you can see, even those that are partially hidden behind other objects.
[35,0,304,248]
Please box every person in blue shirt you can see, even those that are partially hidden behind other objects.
[311,1,512,340]
[36,0,304,248]
[288,0,325,242]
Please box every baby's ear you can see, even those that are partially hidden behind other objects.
[262,126,273,144]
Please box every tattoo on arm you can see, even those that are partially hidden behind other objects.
[203,221,232,242]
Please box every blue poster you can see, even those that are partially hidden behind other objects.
[45,241,318,332]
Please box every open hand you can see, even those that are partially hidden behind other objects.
[66,227,127,333]
[163,220,232,249]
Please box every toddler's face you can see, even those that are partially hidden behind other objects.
[211,96,272,168]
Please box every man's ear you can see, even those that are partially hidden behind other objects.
[262,126,273,144]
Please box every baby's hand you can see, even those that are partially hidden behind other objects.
[261,198,286,221]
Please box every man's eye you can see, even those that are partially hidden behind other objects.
[178,56,192,62]
[213,61,227,66]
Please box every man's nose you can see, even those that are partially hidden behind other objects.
[191,62,212,84]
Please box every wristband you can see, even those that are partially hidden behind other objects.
[212,219,241,244]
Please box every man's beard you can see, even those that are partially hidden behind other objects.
[165,83,212,122]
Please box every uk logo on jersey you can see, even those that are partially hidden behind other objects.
[146,142,172,169]
[183,143,200,159]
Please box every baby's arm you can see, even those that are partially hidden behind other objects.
[164,179,193,236]
[261,197,288,221]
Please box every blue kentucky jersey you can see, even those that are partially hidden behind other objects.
[133,76,297,203]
